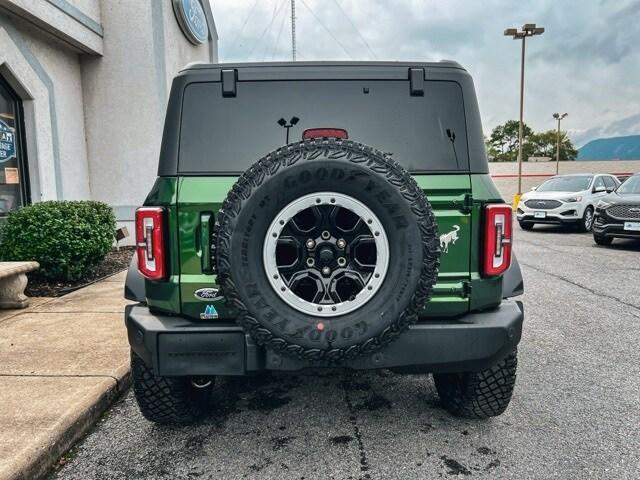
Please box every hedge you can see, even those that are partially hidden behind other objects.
[0,201,116,281]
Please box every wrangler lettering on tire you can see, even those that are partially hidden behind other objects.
[213,138,441,362]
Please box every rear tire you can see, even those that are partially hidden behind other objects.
[434,350,517,419]
[518,221,534,231]
[594,234,613,246]
[131,351,212,424]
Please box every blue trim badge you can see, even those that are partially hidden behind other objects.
[200,304,218,320]
[0,120,16,164]
[172,0,209,45]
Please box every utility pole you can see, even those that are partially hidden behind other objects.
[504,23,544,209]
[553,113,568,175]
[291,0,297,61]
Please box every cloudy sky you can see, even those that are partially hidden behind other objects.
[209,0,640,147]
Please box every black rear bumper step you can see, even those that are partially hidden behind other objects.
[126,300,523,375]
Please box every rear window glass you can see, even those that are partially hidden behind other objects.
[179,80,469,173]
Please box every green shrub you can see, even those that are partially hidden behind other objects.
[0,201,116,281]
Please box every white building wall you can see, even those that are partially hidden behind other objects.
[66,0,101,24]
[21,32,91,200]
[0,0,103,54]
[0,15,92,201]
[0,0,218,232]
[81,0,217,223]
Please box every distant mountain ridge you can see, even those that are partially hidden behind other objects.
[577,135,640,161]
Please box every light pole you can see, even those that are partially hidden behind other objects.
[291,0,296,61]
[504,23,544,207]
[553,113,568,175]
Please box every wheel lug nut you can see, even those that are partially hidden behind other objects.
[321,230,331,240]
[306,239,315,249]
[337,257,347,267]
[337,239,346,249]
[306,258,315,267]
[322,266,331,276]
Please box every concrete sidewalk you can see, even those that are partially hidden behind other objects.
[0,272,132,480]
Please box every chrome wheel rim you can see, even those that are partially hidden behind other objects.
[263,192,390,318]
[585,209,593,230]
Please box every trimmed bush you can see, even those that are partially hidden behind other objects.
[0,201,116,281]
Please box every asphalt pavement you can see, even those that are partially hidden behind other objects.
[52,226,640,480]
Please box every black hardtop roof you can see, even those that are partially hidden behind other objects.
[181,60,466,72]
[177,60,470,83]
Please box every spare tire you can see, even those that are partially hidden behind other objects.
[213,138,440,362]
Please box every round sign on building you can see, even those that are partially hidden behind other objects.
[172,0,209,45]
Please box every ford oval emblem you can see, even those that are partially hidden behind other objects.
[194,288,221,301]
[172,0,209,45]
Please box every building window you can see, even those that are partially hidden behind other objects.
[0,75,29,217]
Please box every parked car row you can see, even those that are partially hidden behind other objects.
[516,173,640,247]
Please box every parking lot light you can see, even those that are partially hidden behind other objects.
[553,112,568,175]
[504,23,545,210]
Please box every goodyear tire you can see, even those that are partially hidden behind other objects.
[434,350,518,418]
[131,351,212,424]
[213,138,440,362]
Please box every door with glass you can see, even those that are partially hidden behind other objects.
[0,76,29,217]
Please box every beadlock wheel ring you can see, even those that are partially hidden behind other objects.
[263,192,390,318]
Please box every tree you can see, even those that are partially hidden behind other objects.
[486,120,533,162]
[553,131,578,161]
[529,130,578,161]
[486,121,577,162]
[528,130,556,157]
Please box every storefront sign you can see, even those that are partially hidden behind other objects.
[172,0,209,45]
[0,120,16,163]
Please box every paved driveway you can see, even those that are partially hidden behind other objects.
[53,228,640,480]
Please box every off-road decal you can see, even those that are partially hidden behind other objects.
[199,304,218,320]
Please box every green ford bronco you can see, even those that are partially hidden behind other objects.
[125,61,524,424]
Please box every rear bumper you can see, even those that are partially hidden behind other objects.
[126,300,524,375]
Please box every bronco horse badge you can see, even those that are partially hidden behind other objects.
[440,225,460,253]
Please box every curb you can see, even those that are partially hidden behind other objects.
[5,369,130,480]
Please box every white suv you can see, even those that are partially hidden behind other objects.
[517,174,620,231]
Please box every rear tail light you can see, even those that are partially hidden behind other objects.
[303,128,348,139]
[483,204,513,276]
[135,207,167,280]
